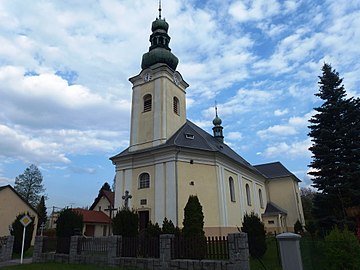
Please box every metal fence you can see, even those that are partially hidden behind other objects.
[118,236,160,258]
[172,236,229,260]
[78,237,108,255]
[43,237,71,254]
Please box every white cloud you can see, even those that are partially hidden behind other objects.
[227,132,243,140]
[263,138,312,159]
[257,111,314,139]
[274,109,289,116]
[229,0,281,22]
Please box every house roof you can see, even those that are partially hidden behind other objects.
[110,120,262,176]
[73,208,111,224]
[0,185,39,216]
[262,202,288,217]
[89,190,114,210]
[254,162,301,182]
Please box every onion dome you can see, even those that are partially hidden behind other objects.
[213,115,222,126]
[141,4,178,71]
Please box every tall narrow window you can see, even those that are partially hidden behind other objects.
[139,173,150,189]
[246,184,251,206]
[229,177,235,202]
[259,189,264,208]
[173,97,179,115]
[143,94,152,112]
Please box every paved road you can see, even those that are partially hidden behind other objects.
[0,258,32,268]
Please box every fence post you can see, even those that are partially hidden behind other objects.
[276,233,303,270]
[33,236,45,263]
[0,236,14,262]
[108,235,120,266]
[228,233,250,270]
[160,234,174,269]
[69,236,81,264]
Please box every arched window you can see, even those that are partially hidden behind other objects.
[139,173,150,189]
[229,177,235,202]
[173,97,179,115]
[259,189,264,208]
[143,94,152,112]
[246,184,251,206]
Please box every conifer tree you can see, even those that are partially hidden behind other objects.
[182,195,205,238]
[11,213,35,254]
[36,195,47,230]
[14,164,46,207]
[112,207,139,236]
[242,212,266,258]
[308,63,360,231]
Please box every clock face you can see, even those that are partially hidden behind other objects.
[144,73,152,82]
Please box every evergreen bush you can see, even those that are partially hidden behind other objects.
[182,195,205,238]
[182,195,206,259]
[242,212,267,258]
[112,207,139,236]
[323,226,360,270]
[11,213,35,254]
[56,208,83,237]
[294,220,304,234]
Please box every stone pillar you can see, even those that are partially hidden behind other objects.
[69,236,81,264]
[276,233,303,270]
[160,234,174,269]
[228,233,250,270]
[0,236,14,262]
[108,235,121,266]
[33,236,45,263]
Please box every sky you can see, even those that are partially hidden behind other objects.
[1,0,360,210]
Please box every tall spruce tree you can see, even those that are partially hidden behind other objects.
[308,63,360,232]
[14,164,46,207]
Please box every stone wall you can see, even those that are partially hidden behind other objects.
[0,236,14,262]
[33,233,250,270]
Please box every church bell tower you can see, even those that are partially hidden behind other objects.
[128,4,188,152]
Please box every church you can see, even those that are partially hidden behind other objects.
[110,7,304,236]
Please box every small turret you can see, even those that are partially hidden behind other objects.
[212,106,224,143]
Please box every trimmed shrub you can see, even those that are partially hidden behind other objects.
[112,207,139,237]
[11,213,35,254]
[294,220,304,234]
[56,208,83,237]
[182,195,205,238]
[242,212,267,258]
[324,226,360,270]
[145,221,161,237]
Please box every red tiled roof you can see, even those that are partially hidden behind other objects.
[103,190,114,206]
[73,208,111,224]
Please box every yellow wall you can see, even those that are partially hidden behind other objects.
[0,187,38,244]
[177,161,220,228]
[136,81,155,148]
[266,177,304,231]
[164,78,186,138]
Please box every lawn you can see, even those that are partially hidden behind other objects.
[0,263,140,270]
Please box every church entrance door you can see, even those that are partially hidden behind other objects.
[138,210,149,230]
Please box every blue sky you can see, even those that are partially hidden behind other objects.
[1,0,359,209]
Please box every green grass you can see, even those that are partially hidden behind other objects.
[0,263,140,270]
[249,237,282,270]
[12,246,34,259]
